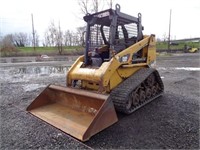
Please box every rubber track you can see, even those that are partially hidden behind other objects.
[109,68,164,114]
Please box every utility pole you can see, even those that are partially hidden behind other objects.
[58,21,62,54]
[31,14,36,51]
[168,9,172,51]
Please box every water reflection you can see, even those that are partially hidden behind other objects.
[17,66,71,75]
[0,65,71,83]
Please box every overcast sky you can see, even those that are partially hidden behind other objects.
[0,0,200,43]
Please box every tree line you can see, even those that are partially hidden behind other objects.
[43,21,86,54]
[0,0,114,55]
[0,25,85,55]
[0,32,39,47]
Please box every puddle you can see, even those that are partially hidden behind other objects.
[17,66,70,75]
[0,65,71,83]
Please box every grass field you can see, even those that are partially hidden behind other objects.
[1,41,199,57]
[18,46,83,54]
[156,41,200,50]
[0,46,84,57]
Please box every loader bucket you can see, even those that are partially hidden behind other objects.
[27,84,118,141]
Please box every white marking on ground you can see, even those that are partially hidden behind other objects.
[175,67,200,71]
[158,67,200,71]
[23,84,46,92]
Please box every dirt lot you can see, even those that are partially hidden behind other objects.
[0,53,199,149]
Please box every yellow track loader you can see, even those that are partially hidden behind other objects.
[27,4,164,141]
[184,45,199,53]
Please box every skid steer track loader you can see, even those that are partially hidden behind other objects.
[27,4,164,141]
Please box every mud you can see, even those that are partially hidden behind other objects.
[0,53,199,149]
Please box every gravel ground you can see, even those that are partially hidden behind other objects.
[0,53,199,149]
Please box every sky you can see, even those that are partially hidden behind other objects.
[0,0,200,43]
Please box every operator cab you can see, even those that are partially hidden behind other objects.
[83,4,144,67]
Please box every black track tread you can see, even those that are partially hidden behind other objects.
[109,68,164,114]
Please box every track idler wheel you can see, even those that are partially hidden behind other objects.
[145,74,155,86]
[125,96,132,110]
[155,83,161,92]
[132,92,140,106]
[151,85,157,96]
[145,87,152,99]
[139,89,146,103]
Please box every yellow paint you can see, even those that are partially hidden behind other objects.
[109,71,123,91]
[117,66,143,78]
[67,35,157,93]
[189,48,198,53]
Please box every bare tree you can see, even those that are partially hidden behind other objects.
[0,34,17,56]
[44,31,50,46]
[64,30,73,46]
[64,29,85,47]
[78,0,111,47]
[27,31,39,47]
[92,0,103,13]
[78,0,89,14]
[44,21,57,46]
[12,32,29,47]
[1,34,14,47]
[44,20,64,54]
[76,26,86,46]
[162,33,168,42]
[92,0,99,13]
[107,0,115,9]
[44,21,58,47]
[35,32,39,47]
[78,0,106,15]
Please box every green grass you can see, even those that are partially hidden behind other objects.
[1,41,199,57]
[11,46,84,56]
[156,41,200,50]
[0,46,84,57]
[18,46,83,53]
